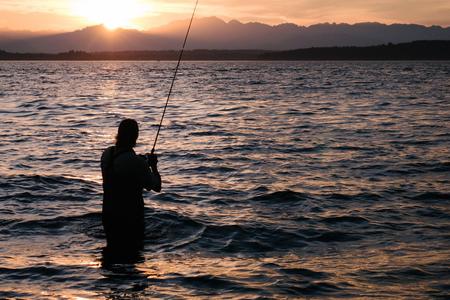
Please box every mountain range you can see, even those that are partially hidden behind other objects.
[1,17,449,53]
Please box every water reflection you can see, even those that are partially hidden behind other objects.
[101,245,145,267]
[0,61,449,298]
[100,245,149,299]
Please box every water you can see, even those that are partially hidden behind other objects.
[0,61,449,299]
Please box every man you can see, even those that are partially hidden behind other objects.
[101,119,161,251]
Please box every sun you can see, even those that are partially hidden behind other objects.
[71,0,152,30]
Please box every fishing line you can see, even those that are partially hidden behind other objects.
[151,0,199,154]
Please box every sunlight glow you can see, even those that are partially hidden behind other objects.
[71,0,153,29]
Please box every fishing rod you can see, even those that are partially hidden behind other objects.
[151,0,199,155]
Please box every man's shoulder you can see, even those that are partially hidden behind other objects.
[113,150,148,175]
[101,146,115,159]
[103,145,115,153]
[115,149,146,165]
[129,152,147,166]
[101,146,116,170]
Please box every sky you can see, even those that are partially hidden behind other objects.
[0,0,449,31]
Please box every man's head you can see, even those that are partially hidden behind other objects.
[116,119,139,148]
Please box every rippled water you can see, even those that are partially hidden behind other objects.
[0,61,449,299]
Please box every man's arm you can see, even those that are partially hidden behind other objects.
[141,153,161,192]
[149,156,161,192]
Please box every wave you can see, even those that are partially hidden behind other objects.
[177,275,259,293]
[384,161,450,175]
[355,264,448,284]
[163,152,209,160]
[0,266,67,277]
[271,145,324,154]
[0,174,98,190]
[189,130,234,137]
[0,291,33,299]
[0,191,91,203]
[0,174,100,204]
[4,208,320,254]
[330,145,372,151]
[3,184,438,257]
[325,192,383,201]
[279,267,329,279]
[249,190,310,203]
[145,210,204,248]
[320,216,369,224]
[411,191,450,201]
[198,223,306,253]
[414,207,450,219]
[151,192,192,203]
[8,212,102,236]
[273,280,342,296]
[387,267,435,277]
[304,231,362,242]
[180,165,237,174]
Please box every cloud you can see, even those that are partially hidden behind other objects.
[0,10,84,31]
[0,0,67,13]
[193,0,450,26]
[0,0,449,30]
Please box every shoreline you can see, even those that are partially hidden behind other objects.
[1,40,449,61]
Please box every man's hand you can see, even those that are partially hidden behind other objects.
[146,152,161,192]
[146,153,158,168]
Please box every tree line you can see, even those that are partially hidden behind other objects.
[1,41,449,60]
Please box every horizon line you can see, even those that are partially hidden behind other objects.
[1,40,449,56]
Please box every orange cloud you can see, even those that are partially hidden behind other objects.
[0,0,449,31]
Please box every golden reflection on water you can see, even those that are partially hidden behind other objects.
[1,62,449,299]
[14,240,445,298]
[118,245,449,299]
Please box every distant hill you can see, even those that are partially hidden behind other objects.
[0,29,55,47]
[0,29,50,40]
[149,17,450,50]
[1,41,449,61]
[0,17,449,53]
[0,25,177,53]
[260,40,450,60]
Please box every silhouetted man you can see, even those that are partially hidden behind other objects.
[101,119,161,253]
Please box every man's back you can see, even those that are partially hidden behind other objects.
[101,145,160,247]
